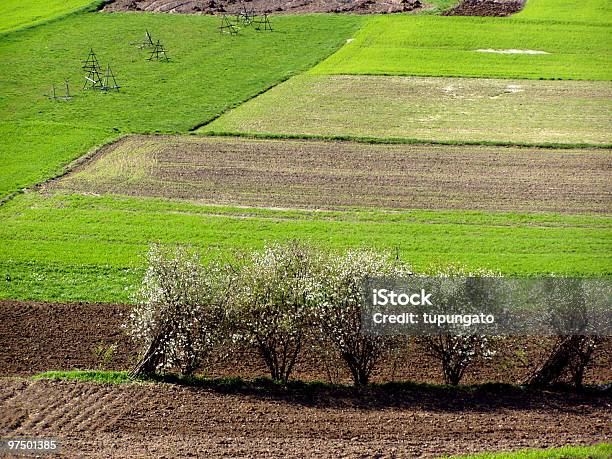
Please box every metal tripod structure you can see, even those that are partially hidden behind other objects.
[148,40,170,62]
[49,80,73,101]
[82,48,103,89]
[101,64,120,92]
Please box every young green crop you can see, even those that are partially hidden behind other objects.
[514,0,612,25]
[1,193,609,303]
[312,6,611,80]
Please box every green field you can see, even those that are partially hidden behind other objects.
[205,75,612,145]
[312,2,611,80]
[1,192,610,302]
[514,0,612,25]
[0,122,115,201]
[0,12,363,199]
[0,0,99,34]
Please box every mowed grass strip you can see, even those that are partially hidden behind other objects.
[205,75,612,146]
[446,443,612,459]
[49,135,612,214]
[311,8,611,80]
[0,192,610,302]
[0,12,363,199]
[0,0,100,34]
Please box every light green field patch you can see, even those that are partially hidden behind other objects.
[311,14,611,80]
[515,0,612,25]
[0,0,99,34]
[205,75,612,145]
[0,192,610,302]
[78,138,160,184]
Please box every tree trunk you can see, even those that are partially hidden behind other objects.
[130,334,163,377]
[527,335,594,388]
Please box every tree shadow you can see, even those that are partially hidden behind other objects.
[143,373,611,414]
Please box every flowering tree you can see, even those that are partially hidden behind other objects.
[416,266,500,386]
[230,242,320,383]
[526,277,609,388]
[127,244,228,377]
[313,249,411,387]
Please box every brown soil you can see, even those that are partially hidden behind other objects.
[1,300,610,457]
[1,300,611,386]
[103,0,425,15]
[1,377,610,458]
[0,301,137,376]
[49,136,612,214]
[443,0,525,17]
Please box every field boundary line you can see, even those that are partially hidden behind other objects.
[308,69,612,82]
[188,78,296,132]
[198,130,612,151]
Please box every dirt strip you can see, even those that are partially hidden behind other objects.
[1,378,610,458]
[1,300,610,385]
[48,136,612,214]
[103,0,425,15]
[443,0,525,17]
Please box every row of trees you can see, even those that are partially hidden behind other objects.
[126,242,604,387]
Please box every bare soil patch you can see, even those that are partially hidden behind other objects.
[103,0,425,15]
[1,377,610,458]
[48,136,612,214]
[1,300,610,386]
[0,301,136,376]
[443,0,525,17]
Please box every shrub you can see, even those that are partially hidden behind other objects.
[313,249,411,387]
[92,342,118,370]
[127,244,228,377]
[229,242,320,383]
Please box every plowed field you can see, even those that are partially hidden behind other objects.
[48,136,612,214]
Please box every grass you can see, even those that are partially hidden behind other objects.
[514,0,612,26]
[0,0,100,34]
[203,131,612,150]
[0,121,115,201]
[204,75,612,145]
[0,192,610,303]
[31,370,606,395]
[1,3,610,306]
[445,444,612,459]
[33,370,336,392]
[0,11,364,199]
[34,370,132,384]
[422,0,463,14]
[311,11,611,80]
